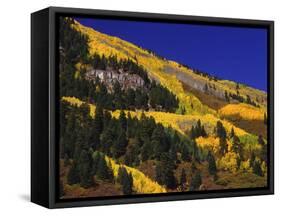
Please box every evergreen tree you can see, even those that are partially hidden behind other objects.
[253,160,263,176]
[100,127,114,156]
[190,171,202,191]
[141,139,151,161]
[113,129,128,158]
[216,121,227,139]
[219,137,228,156]
[231,135,242,158]
[118,167,133,195]
[92,151,101,176]
[201,125,207,137]
[181,144,190,162]
[258,135,267,162]
[230,127,235,138]
[126,88,136,108]
[169,144,177,162]
[96,155,110,181]
[151,125,169,159]
[155,162,163,185]
[67,161,80,185]
[180,168,187,186]
[250,152,256,168]
[156,154,176,189]
[190,125,196,140]
[119,110,127,132]
[207,151,217,176]
[79,150,94,188]
[92,105,104,149]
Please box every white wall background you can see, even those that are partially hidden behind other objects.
[0,0,279,214]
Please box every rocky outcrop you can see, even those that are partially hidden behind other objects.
[85,67,145,91]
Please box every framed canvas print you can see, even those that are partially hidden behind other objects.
[31,7,274,208]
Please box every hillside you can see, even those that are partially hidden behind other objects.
[72,20,267,137]
[73,20,267,112]
[58,17,268,199]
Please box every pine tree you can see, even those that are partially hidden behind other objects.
[169,144,177,162]
[231,135,242,158]
[190,171,202,191]
[230,127,235,138]
[219,137,228,156]
[151,125,167,159]
[113,129,128,158]
[155,154,176,189]
[96,155,110,180]
[216,121,227,139]
[94,105,104,134]
[161,154,177,189]
[250,152,256,168]
[79,150,94,188]
[92,151,101,176]
[126,88,136,108]
[100,127,114,156]
[92,105,104,149]
[201,125,207,137]
[67,161,80,185]
[253,160,263,176]
[119,110,127,132]
[118,167,133,195]
[155,162,163,185]
[181,144,190,162]
[180,168,187,186]
[141,139,151,161]
[190,125,196,140]
[258,135,267,162]
[207,151,217,176]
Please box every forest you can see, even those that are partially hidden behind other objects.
[59,17,268,198]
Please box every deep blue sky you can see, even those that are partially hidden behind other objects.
[76,17,267,91]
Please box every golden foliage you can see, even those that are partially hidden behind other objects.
[217,152,239,173]
[196,136,233,155]
[219,103,265,121]
[240,159,252,172]
[62,96,249,139]
[62,96,96,117]
[196,136,220,154]
[105,156,166,194]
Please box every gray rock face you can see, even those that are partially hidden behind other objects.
[164,65,225,100]
[85,67,145,92]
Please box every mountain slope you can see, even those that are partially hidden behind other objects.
[72,20,267,117]
[59,19,267,196]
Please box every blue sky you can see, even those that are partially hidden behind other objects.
[76,17,268,91]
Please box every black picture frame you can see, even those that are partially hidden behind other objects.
[31,6,274,209]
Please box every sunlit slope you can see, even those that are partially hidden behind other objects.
[72,20,267,115]
[105,156,166,193]
[72,21,214,115]
[218,103,265,121]
[62,96,248,137]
